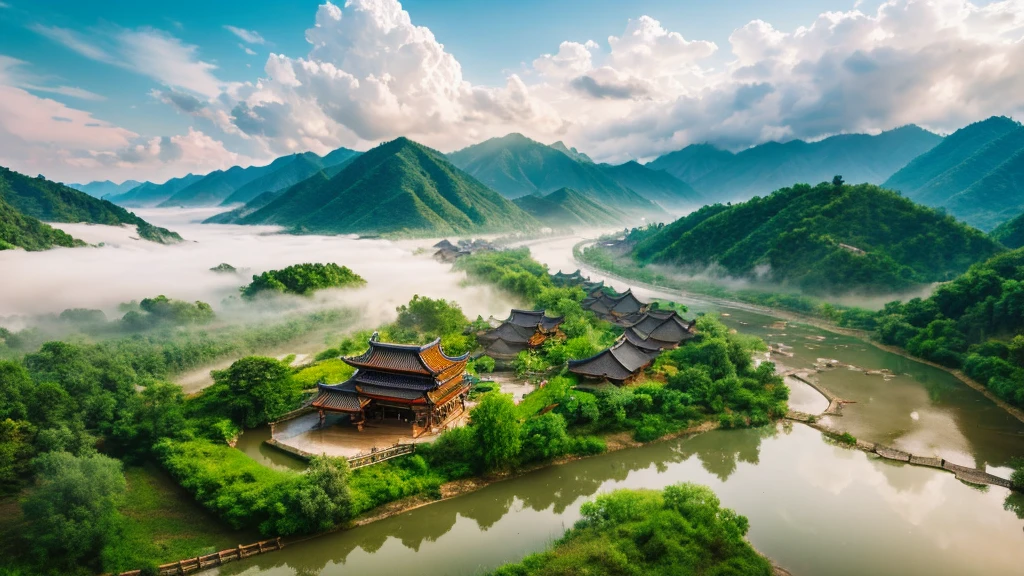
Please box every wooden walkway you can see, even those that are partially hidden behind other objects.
[111,538,283,576]
[265,437,416,469]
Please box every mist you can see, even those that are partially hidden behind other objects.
[0,208,522,332]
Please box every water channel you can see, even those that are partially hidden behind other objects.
[224,234,1024,576]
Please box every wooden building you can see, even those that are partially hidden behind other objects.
[567,337,660,385]
[621,310,697,351]
[551,269,587,287]
[582,288,649,325]
[311,333,470,437]
[478,309,564,361]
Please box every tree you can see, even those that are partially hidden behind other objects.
[291,456,353,532]
[394,295,468,336]
[0,418,34,493]
[208,357,299,428]
[832,174,845,188]
[21,452,126,570]
[471,393,521,471]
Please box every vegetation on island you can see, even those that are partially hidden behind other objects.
[240,263,365,299]
[0,166,182,245]
[210,262,238,273]
[630,181,1003,295]
[491,483,772,576]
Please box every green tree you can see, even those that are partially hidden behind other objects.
[291,456,353,532]
[207,357,299,428]
[21,452,126,571]
[241,263,364,299]
[0,418,34,493]
[471,393,521,471]
[394,295,468,336]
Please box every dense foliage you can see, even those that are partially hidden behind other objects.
[122,295,215,330]
[0,196,83,251]
[0,166,181,244]
[632,182,1003,294]
[883,116,1024,230]
[241,262,365,299]
[239,137,539,236]
[199,356,302,429]
[491,483,772,576]
[991,211,1024,249]
[876,248,1024,406]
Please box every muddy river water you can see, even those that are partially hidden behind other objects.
[224,234,1023,576]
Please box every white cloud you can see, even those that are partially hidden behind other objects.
[240,43,257,56]
[225,25,265,45]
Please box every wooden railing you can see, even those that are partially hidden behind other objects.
[111,538,283,576]
[347,443,415,469]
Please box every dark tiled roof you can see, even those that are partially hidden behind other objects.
[507,309,546,327]
[312,384,364,412]
[622,327,669,351]
[479,322,537,344]
[482,338,529,359]
[352,370,436,391]
[609,290,646,314]
[568,338,659,382]
[433,239,456,249]
[356,383,426,401]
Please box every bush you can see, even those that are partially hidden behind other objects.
[475,356,496,373]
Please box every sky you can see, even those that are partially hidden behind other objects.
[0,0,1021,185]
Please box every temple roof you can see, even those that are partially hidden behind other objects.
[506,309,564,331]
[351,370,437,391]
[567,338,659,382]
[478,322,537,345]
[608,289,646,314]
[622,327,672,351]
[433,239,456,250]
[344,335,469,376]
[312,380,366,412]
[481,338,529,359]
[627,310,692,342]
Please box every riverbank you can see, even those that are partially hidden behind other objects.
[570,242,1024,426]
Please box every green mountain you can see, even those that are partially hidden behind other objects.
[238,137,539,236]
[0,196,83,251]
[203,189,285,224]
[991,212,1024,249]
[598,161,703,210]
[157,157,294,208]
[0,166,181,244]
[67,179,143,199]
[447,133,662,217]
[513,187,626,228]
[633,181,1002,294]
[882,117,1024,230]
[549,141,594,163]
[219,149,360,206]
[648,126,942,202]
[106,173,202,207]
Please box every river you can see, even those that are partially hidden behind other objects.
[223,233,1024,576]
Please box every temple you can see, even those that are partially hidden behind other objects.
[478,309,564,361]
[582,288,649,325]
[311,333,470,437]
[567,337,661,385]
[551,269,587,287]
[622,310,697,351]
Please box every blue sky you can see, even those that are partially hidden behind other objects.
[0,0,1018,183]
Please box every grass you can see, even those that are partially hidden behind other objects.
[102,464,251,573]
[515,376,575,419]
[292,358,355,388]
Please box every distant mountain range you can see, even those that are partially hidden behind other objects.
[648,125,942,203]
[67,179,143,199]
[223,137,538,236]
[447,133,668,217]
[104,173,202,207]
[882,116,1024,230]
[632,181,1002,294]
[0,166,181,248]
[514,187,625,228]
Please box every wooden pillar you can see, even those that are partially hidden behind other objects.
[318,409,325,428]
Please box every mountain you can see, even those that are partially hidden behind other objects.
[882,117,1024,230]
[513,187,626,228]
[106,173,203,207]
[0,196,83,251]
[219,149,360,206]
[991,211,1024,249]
[67,179,143,198]
[203,189,285,224]
[549,141,593,163]
[648,125,943,203]
[598,161,703,211]
[447,133,662,217]
[0,166,181,244]
[632,181,1003,295]
[237,137,539,236]
[156,155,301,208]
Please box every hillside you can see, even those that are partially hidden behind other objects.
[219,149,360,206]
[882,117,1024,230]
[633,182,1002,294]
[0,196,83,251]
[106,173,202,207]
[991,212,1024,249]
[0,166,181,244]
[549,141,593,163]
[156,156,296,208]
[67,179,143,199]
[238,137,539,236]
[648,126,942,202]
[513,187,625,228]
[597,161,703,210]
[447,133,662,217]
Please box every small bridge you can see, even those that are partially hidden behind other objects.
[347,443,416,469]
[111,538,283,576]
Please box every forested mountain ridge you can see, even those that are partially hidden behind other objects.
[631,181,1002,294]
[0,166,181,244]
[513,187,626,227]
[882,116,1024,230]
[647,125,942,203]
[219,149,360,206]
[67,180,144,199]
[0,196,83,251]
[447,133,662,217]
[105,173,202,207]
[156,156,296,208]
[991,212,1024,249]
[596,161,703,211]
[237,137,539,236]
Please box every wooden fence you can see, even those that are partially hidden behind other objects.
[347,443,416,469]
[112,538,283,576]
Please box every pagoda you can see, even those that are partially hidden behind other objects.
[311,333,470,437]
[478,309,564,361]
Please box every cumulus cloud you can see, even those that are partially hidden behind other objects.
[225,25,265,45]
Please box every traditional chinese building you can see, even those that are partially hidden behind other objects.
[622,310,697,351]
[567,337,660,385]
[311,333,470,437]
[478,309,564,361]
[582,288,649,324]
[551,269,587,287]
